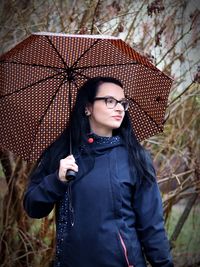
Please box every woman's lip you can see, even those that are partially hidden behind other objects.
[112,116,122,120]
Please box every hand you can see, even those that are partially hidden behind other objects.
[58,155,78,182]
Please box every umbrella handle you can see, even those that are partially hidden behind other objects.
[66,169,76,181]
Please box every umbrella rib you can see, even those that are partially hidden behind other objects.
[72,61,138,71]
[59,62,138,81]
[0,72,63,99]
[45,37,101,71]
[39,78,65,124]
[46,36,69,69]
[71,39,100,68]
[0,60,66,72]
[129,98,163,131]
[71,69,90,80]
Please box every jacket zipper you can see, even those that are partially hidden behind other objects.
[119,232,134,267]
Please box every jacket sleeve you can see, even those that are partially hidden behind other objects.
[23,149,68,219]
[133,152,174,267]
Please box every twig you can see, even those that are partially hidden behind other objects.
[156,25,193,66]
[90,0,101,34]
[124,1,146,42]
[157,169,195,184]
[170,192,198,246]
[167,82,194,106]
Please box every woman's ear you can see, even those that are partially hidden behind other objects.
[85,109,90,116]
[85,104,92,116]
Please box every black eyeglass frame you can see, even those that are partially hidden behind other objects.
[93,96,129,111]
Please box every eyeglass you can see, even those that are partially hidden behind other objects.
[93,96,129,111]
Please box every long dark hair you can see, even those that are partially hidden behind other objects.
[45,77,155,184]
[70,77,155,184]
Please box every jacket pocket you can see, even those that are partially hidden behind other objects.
[118,232,134,267]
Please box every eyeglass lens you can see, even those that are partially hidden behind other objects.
[105,97,129,111]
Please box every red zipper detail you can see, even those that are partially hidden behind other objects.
[119,233,134,267]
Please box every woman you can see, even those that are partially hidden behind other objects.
[24,77,174,267]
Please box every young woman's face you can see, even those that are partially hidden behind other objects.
[87,82,126,137]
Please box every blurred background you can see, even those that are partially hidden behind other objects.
[0,0,199,266]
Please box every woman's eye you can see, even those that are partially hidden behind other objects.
[107,98,115,104]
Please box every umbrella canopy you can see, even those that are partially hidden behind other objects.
[0,32,173,162]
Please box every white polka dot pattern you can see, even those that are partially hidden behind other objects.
[0,33,173,162]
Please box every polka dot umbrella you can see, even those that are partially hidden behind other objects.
[0,32,173,162]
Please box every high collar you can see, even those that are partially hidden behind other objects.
[89,133,120,144]
[80,133,122,155]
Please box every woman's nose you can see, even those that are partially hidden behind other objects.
[115,102,124,111]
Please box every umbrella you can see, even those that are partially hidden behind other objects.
[0,32,173,162]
